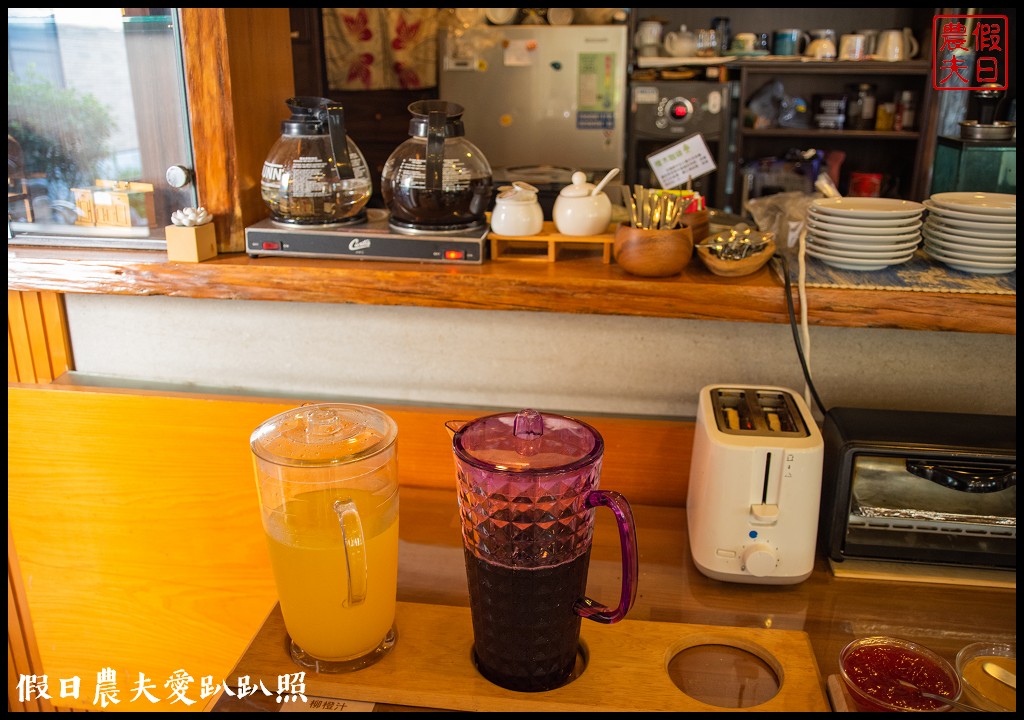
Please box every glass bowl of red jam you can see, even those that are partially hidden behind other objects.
[839,636,961,712]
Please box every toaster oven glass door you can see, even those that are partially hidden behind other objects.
[844,454,1016,569]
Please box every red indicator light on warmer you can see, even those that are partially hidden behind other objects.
[262,241,281,250]
[444,250,465,260]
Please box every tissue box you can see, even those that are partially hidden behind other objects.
[165,223,218,262]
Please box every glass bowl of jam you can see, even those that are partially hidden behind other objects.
[956,641,1015,712]
[839,636,961,712]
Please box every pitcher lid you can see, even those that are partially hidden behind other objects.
[251,403,397,467]
[452,408,603,473]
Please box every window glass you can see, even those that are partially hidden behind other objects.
[8,8,194,248]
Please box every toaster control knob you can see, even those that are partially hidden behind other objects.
[741,544,778,577]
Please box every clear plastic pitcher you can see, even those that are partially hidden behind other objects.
[251,403,399,673]
[448,409,638,692]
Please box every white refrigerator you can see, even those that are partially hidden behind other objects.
[438,24,628,179]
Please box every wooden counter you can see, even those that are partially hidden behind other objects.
[6,244,1016,335]
[211,485,1016,712]
[7,385,1015,712]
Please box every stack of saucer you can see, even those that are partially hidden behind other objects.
[922,192,1016,275]
[804,198,925,271]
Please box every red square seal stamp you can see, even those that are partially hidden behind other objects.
[932,15,1008,91]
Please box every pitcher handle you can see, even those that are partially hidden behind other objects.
[573,489,638,625]
[333,498,368,606]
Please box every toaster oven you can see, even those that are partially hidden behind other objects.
[819,407,1016,572]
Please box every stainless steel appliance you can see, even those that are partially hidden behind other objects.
[438,24,628,214]
[819,407,1016,572]
[627,80,736,212]
[244,209,487,264]
[687,385,824,585]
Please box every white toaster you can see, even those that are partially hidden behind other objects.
[687,385,824,584]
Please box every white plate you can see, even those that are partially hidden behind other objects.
[930,192,1017,216]
[923,237,1015,260]
[807,236,921,254]
[807,208,922,229]
[921,226,1017,249]
[484,8,518,25]
[811,197,925,219]
[805,245,915,271]
[807,216,922,235]
[924,246,1016,274]
[923,200,1016,224]
[806,225,920,242]
[923,216,1016,237]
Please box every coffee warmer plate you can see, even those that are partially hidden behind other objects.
[245,209,488,265]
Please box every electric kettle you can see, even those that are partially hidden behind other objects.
[261,97,372,226]
[380,100,493,233]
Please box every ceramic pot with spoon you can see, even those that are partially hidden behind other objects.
[552,169,617,236]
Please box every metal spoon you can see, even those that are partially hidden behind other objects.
[591,167,619,197]
[983,661,1016,689]
[895,678,991,712]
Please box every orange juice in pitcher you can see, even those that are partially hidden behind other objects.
[252,404,400,673]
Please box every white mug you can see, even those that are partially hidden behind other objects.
[875,28,919,62]
[838,34,866,61]
[855,29,880,55]
[731,32,757,52]
[805,38,837,60]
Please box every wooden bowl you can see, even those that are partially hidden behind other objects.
[696,236,776,277]
[613,224,693,277]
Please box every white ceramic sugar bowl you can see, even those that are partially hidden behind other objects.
[553,171,612,236]
[490,181,544,237]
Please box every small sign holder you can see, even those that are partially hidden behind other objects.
[645,132,717,191]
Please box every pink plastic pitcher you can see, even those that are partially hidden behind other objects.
[448,409,638,692]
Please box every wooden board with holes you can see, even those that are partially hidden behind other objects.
[225,601,830,712]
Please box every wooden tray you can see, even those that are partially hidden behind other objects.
[489,221,615,263]
[227,601,829,712]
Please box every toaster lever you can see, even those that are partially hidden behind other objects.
[906,460,1016,493]
[750,503,779,525]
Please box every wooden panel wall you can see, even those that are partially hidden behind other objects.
[7,291,72,384]
[9,527,55,713]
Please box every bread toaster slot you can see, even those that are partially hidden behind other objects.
[710,387,809,437]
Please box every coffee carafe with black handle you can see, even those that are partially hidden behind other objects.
[261,96,372,226]
[381,100,493,233]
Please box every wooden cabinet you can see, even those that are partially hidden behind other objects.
[733,60,938,204]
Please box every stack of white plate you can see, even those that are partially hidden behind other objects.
[922,192,1016,275]
[804,197,925,271]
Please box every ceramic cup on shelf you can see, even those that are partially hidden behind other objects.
[773,29,810,57]
[856,29,880,56]
[731,32,757,52]
[875,28,920,62]
[805,38,837,60]
[839,34,867,61]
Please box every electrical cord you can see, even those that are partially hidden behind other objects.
[772,251,828,417]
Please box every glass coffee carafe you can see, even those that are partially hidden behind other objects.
[381,100,493,233]
[261,96,372,227]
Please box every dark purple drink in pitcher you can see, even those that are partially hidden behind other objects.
[465,548,591,692]
[449,409,639,694]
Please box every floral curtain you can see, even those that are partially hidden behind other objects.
[322,8,438,90]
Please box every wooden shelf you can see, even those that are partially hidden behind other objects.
[6,243,1015,334]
